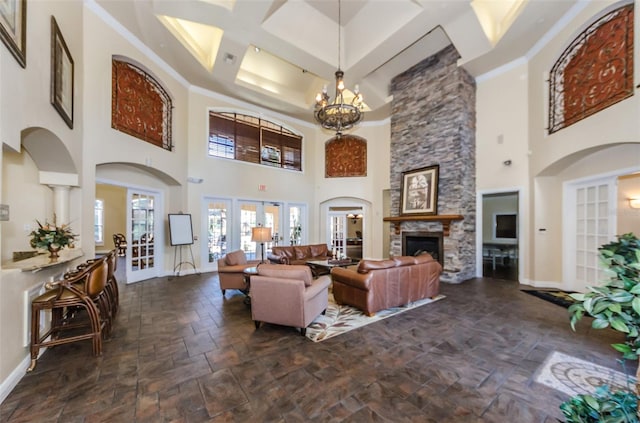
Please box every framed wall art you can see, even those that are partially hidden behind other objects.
[400,165,439,215]
[51,16,74,129]
[0,0,26,67]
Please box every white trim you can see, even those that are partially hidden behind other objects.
[475,57,527,83]
[476,187,524,280]
[526,0,591,60]
[85,0,190,89]
[0,354,40,405]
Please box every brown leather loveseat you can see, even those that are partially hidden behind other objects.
[330,254,442,316]
[267,244,332,265]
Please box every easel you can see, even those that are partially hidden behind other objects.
[173,244,198,276]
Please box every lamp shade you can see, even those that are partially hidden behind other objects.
[251,227,272,243]
[630,198,640,209]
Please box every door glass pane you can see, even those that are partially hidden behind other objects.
[264,204,280,252]
[240,205,257,259]
[330,215,345,258]
[207,201,227,263]
[289,206,302,246]
[131,193,155,271]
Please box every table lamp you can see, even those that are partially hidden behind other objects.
[251,226,272,263]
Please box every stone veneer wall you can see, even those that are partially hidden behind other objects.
[389,45,476,283]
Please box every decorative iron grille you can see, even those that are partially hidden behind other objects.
[112,59,173,150]
[548,4,634,134]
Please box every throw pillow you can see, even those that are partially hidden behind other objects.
[258,264,314,286]
[225,250,247,266]
[310,244,328,258]
[357,259,395,273]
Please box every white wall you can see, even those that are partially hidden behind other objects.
[475,0,640,287]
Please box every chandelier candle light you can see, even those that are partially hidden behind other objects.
[314,0,364,135]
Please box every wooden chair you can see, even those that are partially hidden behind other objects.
[113,233,127,256]
[27,258,109,372]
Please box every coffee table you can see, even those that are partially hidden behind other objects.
[306,258,359,277]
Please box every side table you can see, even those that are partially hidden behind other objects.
[242,266,259,306]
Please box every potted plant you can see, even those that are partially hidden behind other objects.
[563,233,640,421]
[29,217,76,259]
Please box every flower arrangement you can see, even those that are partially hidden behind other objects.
[29,218,76,254]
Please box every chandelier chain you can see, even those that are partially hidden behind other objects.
[313,0,364,134]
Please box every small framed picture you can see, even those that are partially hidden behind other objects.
[400,165,439,215]
[0,0,26,68]
[51,16,74,129]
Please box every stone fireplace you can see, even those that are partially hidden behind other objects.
[388,45,476,283]
[402,231,443,266]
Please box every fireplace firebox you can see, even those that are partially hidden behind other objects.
[402,231,444,267]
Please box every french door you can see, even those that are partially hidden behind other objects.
[238,201,281,261]
[564,176,616,291]
[203,198,231,271]
[127,189,160,283]
[328,212,346,258]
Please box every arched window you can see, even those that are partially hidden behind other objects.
[325,134,367,177]
[208,111,303,171]
[548,4,634,134]
[112,57,173,150]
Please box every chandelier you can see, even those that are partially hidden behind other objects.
[314,0,364,134]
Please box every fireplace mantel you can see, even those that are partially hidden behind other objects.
[383,214,463,236]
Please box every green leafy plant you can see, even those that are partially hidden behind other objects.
[563,233,640,421]
[29,219,76,250]
[560,385,638,422]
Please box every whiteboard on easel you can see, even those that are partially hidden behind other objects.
[168,214,194,246]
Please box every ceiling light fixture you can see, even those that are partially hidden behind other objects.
[314,0,364,136]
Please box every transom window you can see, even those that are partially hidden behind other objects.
[208,112,302,171]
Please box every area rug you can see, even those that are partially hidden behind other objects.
[522,289,578,308]
[305,293,445,342]
[534,351,636,396]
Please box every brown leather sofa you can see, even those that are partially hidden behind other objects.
[267,244,332,265]
[330,254,442,316]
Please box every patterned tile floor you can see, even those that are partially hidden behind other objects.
[0,271,630,422]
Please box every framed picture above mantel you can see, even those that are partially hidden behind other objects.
[400,165,439,216]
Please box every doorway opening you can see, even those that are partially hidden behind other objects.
[480,191,519,281]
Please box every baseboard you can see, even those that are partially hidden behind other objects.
[0,352,38,405]
[520,278,564,289]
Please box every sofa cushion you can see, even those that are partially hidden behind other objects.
[257,264,314,286]
[272,246,295,259]
[392,256,415,267]
[225,250,247,266]
[294,246,311,260]
[357,259,396,274]
[309,244,329,258]
[414,253,435,264]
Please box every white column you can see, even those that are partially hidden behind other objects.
[49,185,70,224]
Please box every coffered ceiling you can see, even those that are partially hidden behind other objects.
[93,0,582,123]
